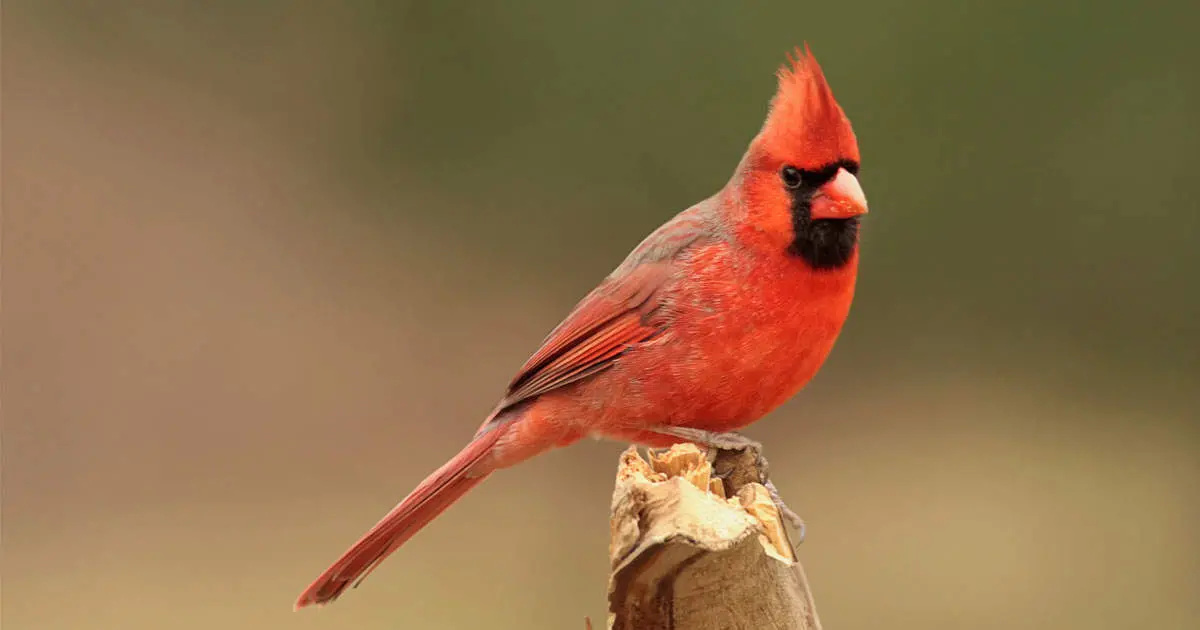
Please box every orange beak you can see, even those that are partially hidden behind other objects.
[809,168,868,220]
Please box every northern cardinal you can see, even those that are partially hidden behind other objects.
[296,44,867,608]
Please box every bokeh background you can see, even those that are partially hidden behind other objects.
[4,2,1198,629]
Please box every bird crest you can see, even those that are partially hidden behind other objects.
[756,44,860,170]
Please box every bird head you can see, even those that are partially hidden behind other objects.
[734,45,867,270]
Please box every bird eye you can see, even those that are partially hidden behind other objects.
[781,165,803,189]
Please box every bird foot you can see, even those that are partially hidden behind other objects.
[643,426,806,543]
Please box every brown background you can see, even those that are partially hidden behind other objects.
[4,2,1198,629]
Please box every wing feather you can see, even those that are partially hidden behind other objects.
[489,202,715,418]
[501,264,669,407]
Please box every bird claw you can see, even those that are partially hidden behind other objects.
[644,426,806,543]
[763,478,806,543]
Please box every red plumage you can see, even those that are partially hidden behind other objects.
[296,44,868,609]
[296,430,499,606]
[761,43,861,171]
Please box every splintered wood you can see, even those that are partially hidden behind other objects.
[606,444,822,630]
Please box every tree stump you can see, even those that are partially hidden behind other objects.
[604,444,822,630]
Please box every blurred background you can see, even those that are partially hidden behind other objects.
[3,1,1198,629]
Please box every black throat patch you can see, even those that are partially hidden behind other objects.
[786,160,861,270]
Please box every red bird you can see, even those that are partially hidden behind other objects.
[296,44,867,608]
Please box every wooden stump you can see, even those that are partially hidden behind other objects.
[604,444,822,630]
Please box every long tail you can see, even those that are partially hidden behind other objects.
[295,429,501,609]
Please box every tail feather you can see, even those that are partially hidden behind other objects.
[295,430,500,609]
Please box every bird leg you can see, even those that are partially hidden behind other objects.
[642,426,806,543]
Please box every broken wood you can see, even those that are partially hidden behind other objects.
[604,444,822,630]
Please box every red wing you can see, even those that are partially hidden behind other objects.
[498,263,673,409]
